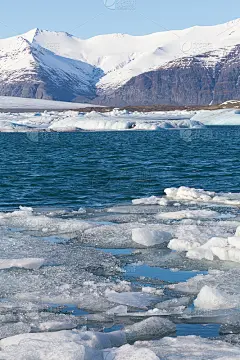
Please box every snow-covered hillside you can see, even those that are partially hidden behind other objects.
[27,20,240,90]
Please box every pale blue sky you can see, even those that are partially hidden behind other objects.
[1,0,239,38]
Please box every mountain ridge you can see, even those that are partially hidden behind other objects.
[0,19,240,106]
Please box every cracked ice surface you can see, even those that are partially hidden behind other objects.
[1,186,240,358]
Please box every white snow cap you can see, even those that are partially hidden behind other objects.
[19,19,240,90]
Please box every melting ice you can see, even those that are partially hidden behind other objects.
[1,186,240,358]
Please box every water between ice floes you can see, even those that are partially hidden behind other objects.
[1,129,240,355]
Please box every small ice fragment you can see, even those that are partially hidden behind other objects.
[156,297,190,309]
[105,290,159,309]
[228,236,240,249]
[0,258,45,270]
[156,209,219,220]
[0,322,31,340]
[125,317,175,342]
[31,321,77,332]
[132,196,163,205]
[132,228,172,247]
[142,287,164,295]
[106,305,128,315]
[194,285,235,310]
[19,206,34,212]
[108,345,159,360]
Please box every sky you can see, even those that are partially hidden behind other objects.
[0,0,239,39]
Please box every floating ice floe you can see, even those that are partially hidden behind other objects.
[168,224,235,253]
[156,209,220,220]
[0,318,176,359]
[185,236,240,262]
[0,258,45,270]
[1,187,240,358]
[0,206,99,236]
[192,108,240,126]
[155,296,191,310]
[164,186,240,206]
[124,317,175,342]
[105,290,160,309]
[132,228,172,247]
[0,107,205,133]
[132,196,169,206]
[44,111,204,132]
[131,336,240,359]
[2,104,240,132]
[31,320,78,333]
[194,285,238,310]
[170,268,240,310]
[171,230,240,264]
[0,322,31,340]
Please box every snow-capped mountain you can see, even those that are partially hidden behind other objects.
[0,31,103,102]
[0,19,240,106]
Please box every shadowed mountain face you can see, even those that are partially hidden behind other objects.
[0,36,104,103]
[92,45,240,106]
[0,22,239,106]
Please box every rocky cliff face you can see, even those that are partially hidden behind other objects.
[93,45,240,106]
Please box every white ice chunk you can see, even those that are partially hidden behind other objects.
[125,317,175,343]
[0,258,45,270]
[165,186,215,202]
[0,322,31,340]
[168,238,202,251]
[168,224,223,252]
[105,290,159,309]
[186,237,229,261]
[165,186,240,206]
[106,305,128,315]
[132,228,172,247]
[156,209,219,220]
[156,297,190,309]
[186,235,240,264]
[171,268,240,310]
[228,236,240,249]
[142,287,164,295]
[194,285,237,310]
[132,196,168,206]
[32,321,77,332]
[0,207,97,235]
[109,345,159,360]
[135,336,240,359]
[0,329,127,360]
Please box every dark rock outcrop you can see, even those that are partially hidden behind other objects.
[92,45,240,106]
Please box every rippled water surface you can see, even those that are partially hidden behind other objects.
[0,127,239,209]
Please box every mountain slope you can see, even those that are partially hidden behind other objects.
[93,44,240,106]
[0,32,103,102]
[0,19,240,105]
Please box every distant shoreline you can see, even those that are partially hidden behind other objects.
[1,103,239,113]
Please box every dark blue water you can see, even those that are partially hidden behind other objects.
[0,127,239,210]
